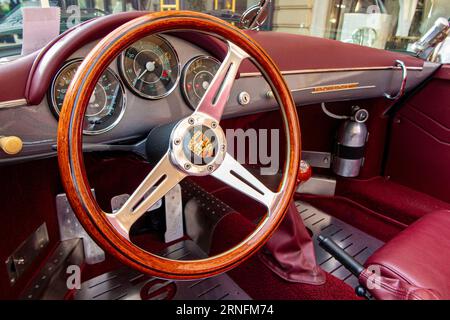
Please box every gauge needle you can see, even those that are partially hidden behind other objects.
[133,69,148,86]
[134,61,156,85]
[136,69,148,81]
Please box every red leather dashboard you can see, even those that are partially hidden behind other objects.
[0,11,426,105]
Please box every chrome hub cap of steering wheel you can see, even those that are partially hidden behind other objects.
[169,112,227,176]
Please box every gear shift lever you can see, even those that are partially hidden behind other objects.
[259,159,326,285]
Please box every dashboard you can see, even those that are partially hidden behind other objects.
[0,11,440,164]
[48,35,221,135]
[0,34,251,163]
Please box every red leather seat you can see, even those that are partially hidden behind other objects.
[362,211,450,300]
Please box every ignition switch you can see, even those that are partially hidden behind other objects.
[238,91,251,106]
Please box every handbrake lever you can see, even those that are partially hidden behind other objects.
[318,235,370,299]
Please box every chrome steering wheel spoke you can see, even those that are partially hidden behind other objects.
[107,153,187,239]
[211,153,278,214]
[195,41,249,121]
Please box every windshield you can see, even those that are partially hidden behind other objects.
[0,0,449,60]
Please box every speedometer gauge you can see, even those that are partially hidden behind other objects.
[119,35,180,99]
[181,56,221,109]
[49,59,126,135]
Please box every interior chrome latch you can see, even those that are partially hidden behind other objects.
[384,60,407,101]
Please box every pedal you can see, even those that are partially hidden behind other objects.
[111,184,183,243]
[111,188,162,214]
[163,185,183,243]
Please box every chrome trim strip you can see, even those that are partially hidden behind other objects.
[0,98,28,109]
[266,84,377,97]
[292,84,377,94]
[312,85,377,94]
[240,66,424,78]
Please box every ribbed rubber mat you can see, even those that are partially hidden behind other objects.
[296,201,384,289]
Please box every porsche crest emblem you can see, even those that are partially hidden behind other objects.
[188,130,215,158]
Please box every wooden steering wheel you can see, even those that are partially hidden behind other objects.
[57,11,301,279]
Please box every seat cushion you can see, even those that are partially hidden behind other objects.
[365,210,450,299]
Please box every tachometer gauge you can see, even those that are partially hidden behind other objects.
[49,59,126,135]
[119,35,180,99]
[181,56,221,109]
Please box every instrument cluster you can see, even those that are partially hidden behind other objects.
[48,35,221,134]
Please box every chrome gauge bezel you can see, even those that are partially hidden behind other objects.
[181,55,221,110]
[118,35,181,100]
[49,58,127,136]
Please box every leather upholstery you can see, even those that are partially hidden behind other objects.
[359,269,441,300]
[259,201,326,285]
[337,177,450,225]
[362,211,450,299]
[385,70,450,204]
[0,52,37,102]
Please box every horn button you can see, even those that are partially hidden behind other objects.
[169,113,227,176]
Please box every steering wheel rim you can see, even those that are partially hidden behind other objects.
[57,11,301,280]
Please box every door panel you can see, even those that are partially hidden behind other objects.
[385,65,450,203]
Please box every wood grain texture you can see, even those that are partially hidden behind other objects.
[57,11,301,279]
